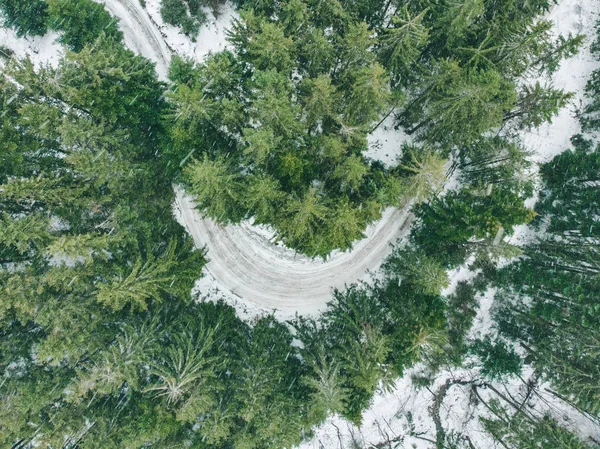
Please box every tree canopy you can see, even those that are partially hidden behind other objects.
[167,0,579,257]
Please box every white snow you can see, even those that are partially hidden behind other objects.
[99,0,172,79]
[365,112,411,167]
[141,0,238,62]
[4,0,599,444]
[0,27,63,68]
[174,187,413,320]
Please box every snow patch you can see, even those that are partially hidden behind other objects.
[0,27,63,68]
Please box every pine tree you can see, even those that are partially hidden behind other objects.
[378,6,429,85]
[324,200,365,250]
[418,64,516,145]
[482,405,595,449]
[504,82,573,129]
[0,0,48,36]
[47,0,124,52]
[343,63,390,126]
[183,155,246,223]
[301,74,338,131]
[243,174,285,223]
[277,187,329,256]
[412,183,535,267]
[382,246,449,296]
[396,146,448,204]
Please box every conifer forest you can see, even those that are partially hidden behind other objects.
[0,0,599,448]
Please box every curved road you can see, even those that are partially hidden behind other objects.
[102,0,414,314]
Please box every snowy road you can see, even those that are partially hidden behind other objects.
[101,0,598,318]
[99,0,414,316]
[100,0,171,78]
[175,190,414,315]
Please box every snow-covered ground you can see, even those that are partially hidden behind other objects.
[99,0,418,319]
[0,28,62,67]
[99,0,172,78]
[175,188,413,319]
[299,362,600,449]
[3,0,598,444]
[298,1,600,446]
[141,0,238,61]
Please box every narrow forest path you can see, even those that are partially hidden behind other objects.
[100,0,416,316]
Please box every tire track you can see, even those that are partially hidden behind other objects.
[100,0,171,78]
[104,0,415,314]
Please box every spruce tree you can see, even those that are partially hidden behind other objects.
[0,0,48,36]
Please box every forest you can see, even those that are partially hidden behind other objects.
[0,0,598,448]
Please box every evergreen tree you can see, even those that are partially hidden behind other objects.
[160,0,208,39]
[47,0,124,52]
[482,405,596,449]
[413,183,535,267]
[396,146,448,204]
[183,155,246,223]
[495,143,600,415]
[0,0,48,36]
[378,6,429,85]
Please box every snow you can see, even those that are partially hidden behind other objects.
[4,0,599,444]
[365,112,411,167]
[141,0,238,62]
[521,1,597,165]
[98,0,172,79]
[0,27,63,68]
[174,187,414,320]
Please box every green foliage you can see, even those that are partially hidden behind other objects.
[167,0,578,258]
[445,281,478,361]
[394,0,581,145]
[412,183,535,267]
[0,38,209,448]
[183,155,246,223]
[160,0,208,40]
[382,246,449,296]
[47,0,123,52]
[404,62,517,146]
[0,0,591,446]
[377,6,429,86]
[170,41,393,256]
[395,146,448,204]
[470,335,522,380]
[583,21,600,132]
[482,405,596,449]
[506,81,574,129]
[495,144,600,415]
[292,239,449,422]
[0,0,48,36]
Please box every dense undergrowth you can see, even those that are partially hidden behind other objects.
[0,0,598,448]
